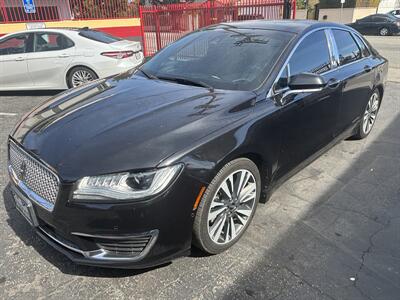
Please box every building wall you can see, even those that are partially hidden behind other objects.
[295,9,308,19]
[318,7,377,23]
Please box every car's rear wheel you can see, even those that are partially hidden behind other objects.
[353,89,380,139]
[67,66,98,88]
[379,27,390,36]
[193,158,261,254]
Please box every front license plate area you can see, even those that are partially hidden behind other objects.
[13,192,39,227]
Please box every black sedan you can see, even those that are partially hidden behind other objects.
[347,13,400,36]
[7,20,388,269]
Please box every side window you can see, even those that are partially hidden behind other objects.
[288,30,332,77]
[353,34,370,57]
[34,33,74,52]
[0,34,29,55]
[359,16,372,23]
[332,30,361,66]
[372,16,387,23]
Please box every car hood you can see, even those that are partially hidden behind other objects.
[11,73,256,181]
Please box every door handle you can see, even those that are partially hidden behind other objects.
[58,54,70,58]
[364,65,372,73]
[15,57,24,61]
[327,78,341,89]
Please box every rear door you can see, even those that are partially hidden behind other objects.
[275,29,342,177]
[329,29,374,134]
[353,16,373,35]
[0,33,34,89]
[26,32,75,89]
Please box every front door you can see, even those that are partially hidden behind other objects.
[274,29,342,178]
[0,33,34,90]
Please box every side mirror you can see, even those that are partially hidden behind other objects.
[274,73,326,105]
[288,72,326,90]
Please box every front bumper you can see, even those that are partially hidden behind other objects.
[8,161,202,269]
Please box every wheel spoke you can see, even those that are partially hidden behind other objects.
[239,182,256,203]
[230,216,237,240]
[236,207,252,217]
[212,214,226,242]
[210,199,225,209]
[235,171,249,199]
[208,206,226,222]
[220,180,232,199]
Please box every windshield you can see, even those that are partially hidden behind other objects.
[140,27,294,91]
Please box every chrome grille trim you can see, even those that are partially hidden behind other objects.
[41,229,159,261]
[8,139,60,211]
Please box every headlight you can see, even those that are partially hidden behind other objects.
[72,164,182,201]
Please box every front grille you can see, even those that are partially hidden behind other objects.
[96,235,153,257]
[8,140,60,209]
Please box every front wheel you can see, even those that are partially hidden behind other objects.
[353,89,380,139]
[193,158,261,254]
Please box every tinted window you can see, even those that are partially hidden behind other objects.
[353,34,370,57]
[288,30,332,76]
[79,30,121,44]
[332,30,361,66]
[372,16,389,22]
[0,34,29,55]
[359,16,373,23]
[34,33,74,52]
[142,28,294,91]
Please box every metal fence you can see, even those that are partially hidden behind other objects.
[140,0,294,57]
[0,0,139,23]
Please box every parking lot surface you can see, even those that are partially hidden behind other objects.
[0,36,399,300]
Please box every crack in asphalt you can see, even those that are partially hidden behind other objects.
[351,219,392,299]
[282,265,337,300]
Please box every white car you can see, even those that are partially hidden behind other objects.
[388,8,400,18]
[0,28,144,90]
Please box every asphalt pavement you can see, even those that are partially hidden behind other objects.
[0,36,399,300]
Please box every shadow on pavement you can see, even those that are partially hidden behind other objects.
[220,96,400,299]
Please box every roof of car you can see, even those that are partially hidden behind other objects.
[214,20,349,34]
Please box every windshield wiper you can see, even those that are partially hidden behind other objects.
[138,68,158,80]
[157,76,214,91]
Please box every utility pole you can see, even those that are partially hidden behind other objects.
[340,0,345,23]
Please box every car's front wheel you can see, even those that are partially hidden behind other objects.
[67,66,98,88]
[193,158,261,254]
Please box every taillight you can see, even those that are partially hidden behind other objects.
[101,51,134,59]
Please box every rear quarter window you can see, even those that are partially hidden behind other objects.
[78,30,122,44]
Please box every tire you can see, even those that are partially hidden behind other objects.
[379,27,390,36]
[67,66,98,88]
[193,158,261,254]
[353,89,381,140]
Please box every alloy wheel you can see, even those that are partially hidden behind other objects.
[207,169,257,245]
[379,28,389,36]
[71,70,94,87]
[363,92,379,135]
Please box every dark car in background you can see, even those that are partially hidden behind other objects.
[348,13,400,36]
[8,20,388,269]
